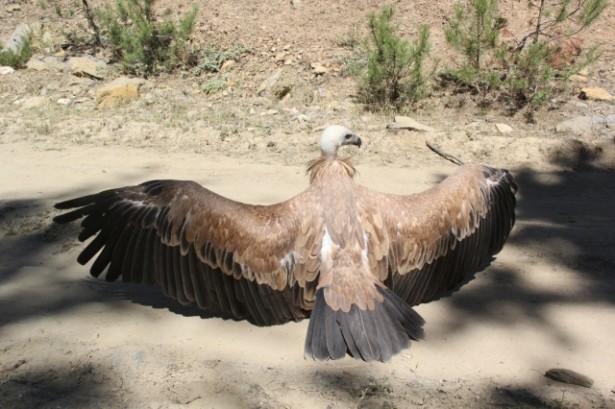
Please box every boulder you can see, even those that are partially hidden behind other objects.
[580,87,614,102]
[69,56,106,79]
[96,77,144,110]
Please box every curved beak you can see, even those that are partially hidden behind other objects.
[343,134,362,148]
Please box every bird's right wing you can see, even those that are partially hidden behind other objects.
[54,179,325,325]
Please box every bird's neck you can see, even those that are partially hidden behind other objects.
[306,157,357,184]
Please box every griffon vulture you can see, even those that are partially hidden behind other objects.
[54,125,517,362]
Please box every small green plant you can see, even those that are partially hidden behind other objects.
[96,0,198,76]
[202,76,228,95]
[358,5,434,110]
[190,44,249,75]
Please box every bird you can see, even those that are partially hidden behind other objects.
[53,125,517,362]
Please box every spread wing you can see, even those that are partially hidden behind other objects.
[358,164,517,306]
[54,180,324,325]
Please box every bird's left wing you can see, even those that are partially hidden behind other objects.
[54,180,324,325]
[357,164,517,306]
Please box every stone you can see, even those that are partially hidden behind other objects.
[495,123,513,134]
[2,24,31,55]
[311,63,329,75]
[26,58,49,71]
[26,55,64,72]
[69,56,106,79]
[545,368,593,388]
[555,115,593,135]
[21,96,47,109]
[578,69,589,77]
[261,109,279,116]
[569,74,588,83]
[592,114,615,125]
[221,59,236,70]
[95,77,144,110]
[257,69,282,94]
[57,98,72,105]
[0,66,15,75]
[386,116,435,132]
[580,87,614,102]
[296,113,310,122]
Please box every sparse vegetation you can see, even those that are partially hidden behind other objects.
[357,5,434,111]
[96,0,198,76]
[202,75,228,95]
[189,44,250,76]
[0,35,32,69]
[443,0,606,114]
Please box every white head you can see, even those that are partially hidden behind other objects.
[319,125,362,158]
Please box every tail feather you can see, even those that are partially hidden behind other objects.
[305,287,425,362]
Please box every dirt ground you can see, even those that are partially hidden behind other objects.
[1,1,615,408]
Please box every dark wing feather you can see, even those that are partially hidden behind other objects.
[358,164,517,306]
[54,179,323,325]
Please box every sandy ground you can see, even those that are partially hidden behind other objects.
[1,138,614,409]
[1,0,615,406]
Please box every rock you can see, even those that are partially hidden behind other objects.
[221,59,236,71]
[387,116,435,132]
[580,87,614,102]
[495,123,513,134]
[57,98,72,105]
[2,24,31,55]
[261,109,279,116]
[21,96,47,109]
[311,63,329,75]
[26,55,65,72]
[545,368,593,388]
[578,69,589,77]
[26,58,49,71]
[569,74,588,83]
[593,114,615,125]
[69,56,106,79]
[296,113,310,122]
[555,116,594,136]
[0,66,15,75]
[95,77,144,110]
[257,69,282,95]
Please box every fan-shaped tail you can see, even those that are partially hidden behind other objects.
[304,286,424,362]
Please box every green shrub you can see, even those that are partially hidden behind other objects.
[97,0,197,76]
[443,0,606,113]
[444,0,505,71]
[358,5,433,110]
[0,37,32,69]
[0,28,32,69]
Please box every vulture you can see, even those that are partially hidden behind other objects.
[54,125,517,362]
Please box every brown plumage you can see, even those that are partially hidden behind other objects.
[54,125,517,362]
